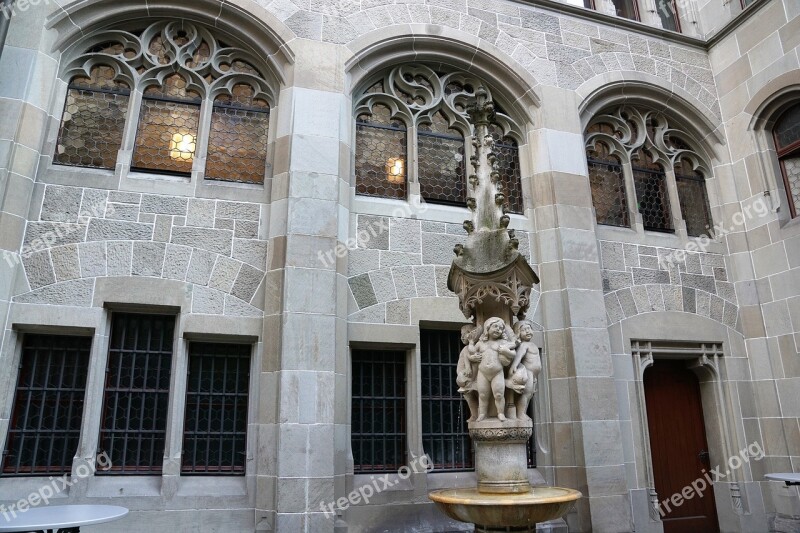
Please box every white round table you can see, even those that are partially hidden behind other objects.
[0,505,128,532]
[766,473,800,486]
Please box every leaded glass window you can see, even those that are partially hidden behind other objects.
[354,65,526,214]
[773,103,800,218]
[55,20,276,183]
[585,106,714,235]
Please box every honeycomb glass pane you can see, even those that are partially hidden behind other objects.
[781,156,800,217]
[206,85,270,184]
[587,142,628,227]
[775,104,800,151]
[355,105,407,199]
[632,148,673,232]
[132,99,200,175]
[675,158,712,237]
[488,124,523,214]
[418,112,465,206]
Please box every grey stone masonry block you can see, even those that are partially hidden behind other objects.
[716,281,736,303]
[435,266,453,297]
[215,218,234,230]
[163,244,191,281]
[349,274,377,309]
[681,273,716,294]
[631,285,650,313]
[647,285,665,312]
[369,269,397,303]
[696,290,711,317]
[79,189,108,220]
[171,227,233,256]
[390,218,421,253]
[233,239,268,270]
[591,37,627,55]
[153,215,172,243]
[713,267,727,281]
[209,256,242,293]
[638,246,657,256]
[23,250,55,289]
[603,270,633,292]
[108,191,141,204]
[682,287,696,313]
[192,286,225,314]
[421,221,446,232]
[224,294,263,317]
[723,302,738,329]
[710,295,725,322]
[25,222,86,248]
[348,248,380,277]
[414,265,437,297]
[605,293,624,324]
[380,251,422,268]
[392,266,417,299]
[132,242,166,277]
[349,303,385,324]
[386,299,410,325]
[140,194,188,216]
[51,245,80,282]
[639,254,660,270]
[216,201,260,221]
[446,223,467,235]
[286,11,323,40]
[78,241,107,278]
[105,203,139,222]
[235,220,259,239]
[87,219,152,242]
[519,9,560,34]
[662,285,682,311]
[685,252,702,274]
[14,279,94,307]
[231,264,265,303]
[173,216,185,227]
[357,215,389,250]
[186,249,216,286]
[186,199,215,228]
[422,232,462,265]
[600,241,625,271]
[623,244,639,268]
[617,288,637,317]
[138,212,155,224]
[633,268,670,285]
[107,242,132,276]
[41,185,82,222]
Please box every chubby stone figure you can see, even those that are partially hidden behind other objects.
[506,320,541,421]
[468,317,516,421]
[456,323,482,422]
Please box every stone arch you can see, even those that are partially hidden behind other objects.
[45,0,294,85]
[577,74,725,161]
[345,29,541,126]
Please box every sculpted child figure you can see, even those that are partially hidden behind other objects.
[456,323,482,422]
[468,317,516,421]
[507,320,541,421]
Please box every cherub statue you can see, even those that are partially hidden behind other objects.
[506,320,541,421]
[468,317,516,421]
[456,323,482,422]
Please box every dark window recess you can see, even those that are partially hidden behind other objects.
[418,112,466,206]
[351,350,407,474]
[656,0,681,32]
[632,148,673,232]
[98,313,174,474]
[773,103,800,218]
[587,141,629,228]
[2,335,91,476]
[675,158,712,237]
[611,0,640,20]
[355,104,408,200]
[182,343,251,475]
[421,329,535,471]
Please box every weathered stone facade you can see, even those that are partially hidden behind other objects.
[0,0,798,532]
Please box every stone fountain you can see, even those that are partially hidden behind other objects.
[428,89,581,532]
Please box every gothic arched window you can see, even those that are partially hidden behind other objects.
[773,103,800,218]
[584,106,713,237]
[55,21,275,184]
[354,65,525,214]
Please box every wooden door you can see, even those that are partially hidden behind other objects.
[644,360,719,533]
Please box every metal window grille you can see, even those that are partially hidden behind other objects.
[774,104,800,218]
[632,149,673,232]
[675,160,712,237]
[420,329,473,471]
[182,343,251,475]
[489,127,524,215]
[131,75,201,176]
[55,66,130,170]
[98,313,174,474]
[418,131,466,206]
[206,84,270,184]
[420,329,536,471]
[1,335,91,476]
[351,350,406,474]
[587,141,629,227]
[355,105,408,200]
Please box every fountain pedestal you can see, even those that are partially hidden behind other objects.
[470,419,532,494]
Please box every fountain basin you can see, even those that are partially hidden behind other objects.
[429,486,581,528]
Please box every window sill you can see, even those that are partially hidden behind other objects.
[595,223,727,255]
[176,475,247,497]
[85,475,162,498]
[353,472,413,493]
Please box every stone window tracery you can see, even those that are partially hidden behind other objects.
[585,106,713,237]
[354,65,525,214]
[773,103,800,218]
[55,21,275,184]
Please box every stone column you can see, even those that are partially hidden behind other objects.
[255,38,350,533]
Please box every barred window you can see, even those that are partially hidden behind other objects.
[353,65,526,214]
[182,343,251,475]
[54,21,275,184]
[351,350,406,474]
[773,103,800,218]
[1,334,91,476]
[55,65,130,170]
[585,106,714,236]
[99,313,174,474]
